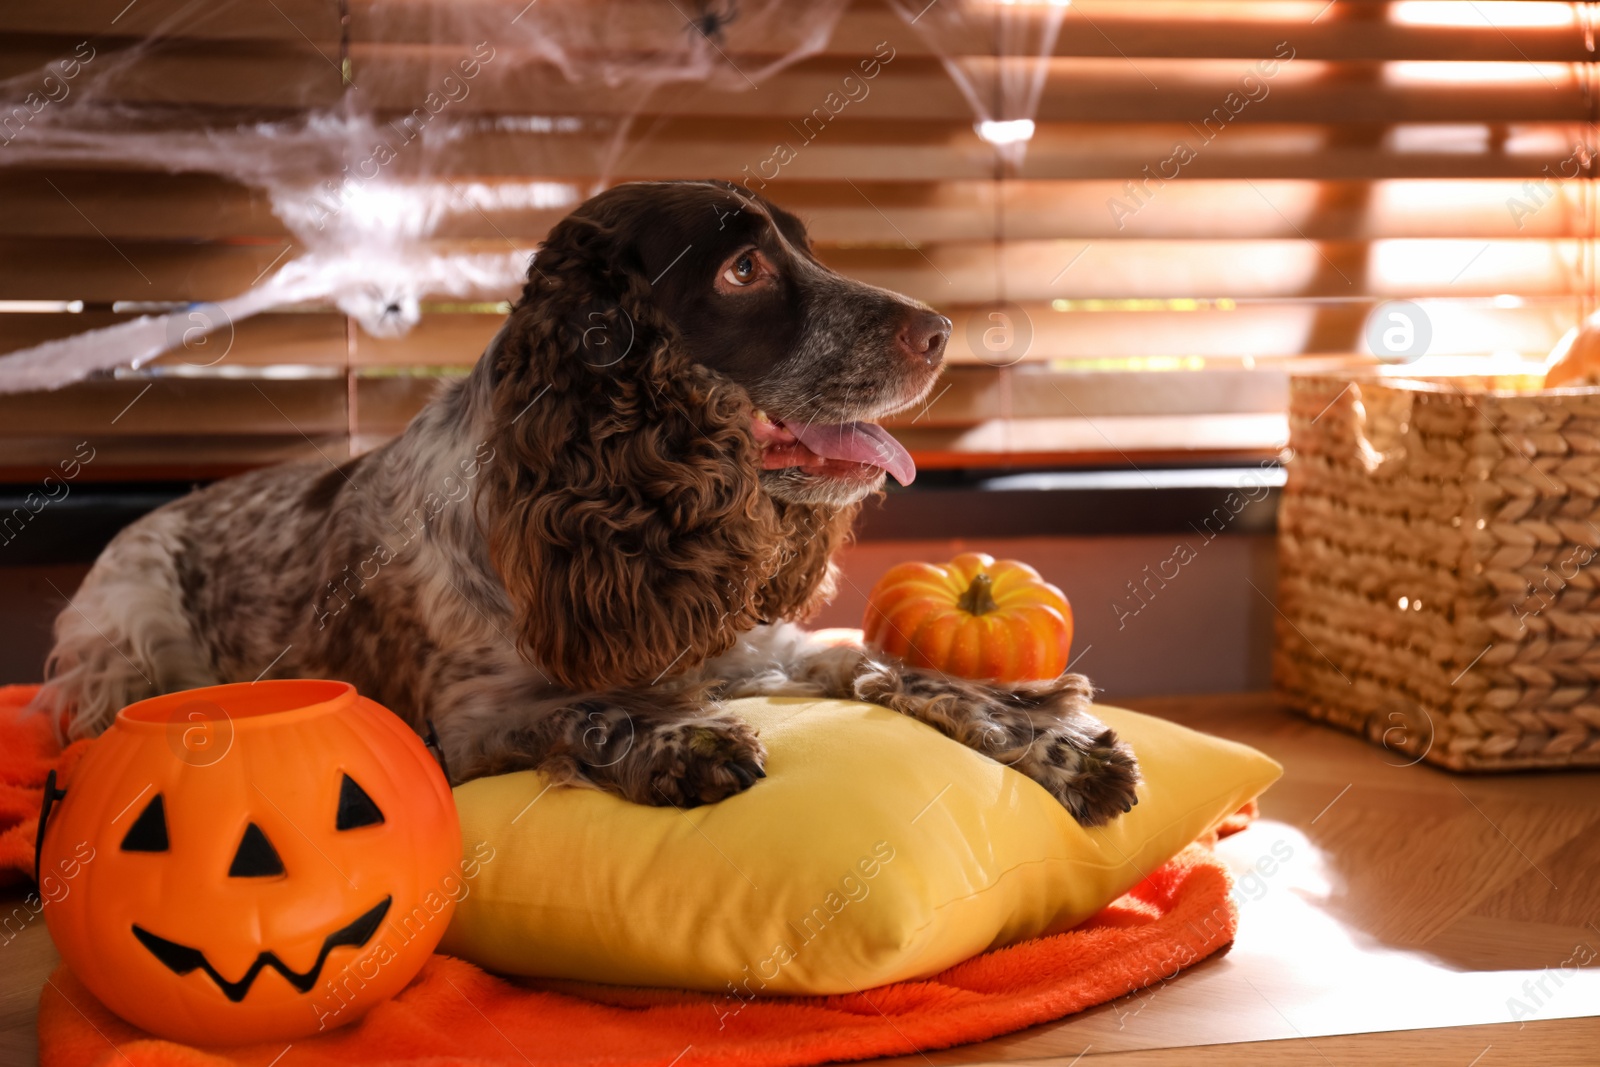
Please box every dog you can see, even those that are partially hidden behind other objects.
[36,180,1140,825]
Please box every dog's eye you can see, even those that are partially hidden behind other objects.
[723,252,758,287]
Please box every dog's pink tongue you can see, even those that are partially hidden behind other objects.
[787,421,916,486]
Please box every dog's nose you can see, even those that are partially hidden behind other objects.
[898,311,951,366]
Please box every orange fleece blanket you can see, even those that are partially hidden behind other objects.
[1,684,1246,1067]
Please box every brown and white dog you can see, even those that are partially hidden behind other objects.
[36,180,1140,825]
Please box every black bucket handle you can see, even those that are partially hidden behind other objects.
[423,718,452,786]
[33,769,67,884]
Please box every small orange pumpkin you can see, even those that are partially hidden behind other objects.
[38,680,460,1045]
[863,552,1074,682]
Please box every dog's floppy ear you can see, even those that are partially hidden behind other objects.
[480,213,786,692]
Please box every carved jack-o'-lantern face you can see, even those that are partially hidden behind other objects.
[40,681,460,1046]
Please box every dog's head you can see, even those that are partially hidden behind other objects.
[480,180,949,689]
[556,180,947,505]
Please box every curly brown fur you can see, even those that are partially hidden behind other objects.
[479,207,856,690]
[35,180,1139,826]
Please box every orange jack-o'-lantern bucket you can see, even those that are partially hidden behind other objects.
[37,680,461,1046]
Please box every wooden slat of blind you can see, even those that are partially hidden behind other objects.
[0,377,348,482]
[942,300,1575,363]
[440,119,1596,182]
[351,1,1599,63]
[890,368,1290,424]
[0,436,332,481]
[827,239,1589,303]
[0,175,1584,242]
[0,378,346,437]
[0,239,314,303]
[346,53,1588,124]
[5,119,1584,182]
[353,314,501,369]
[0,238,530,303]
[0,236,1582,304]
[7,0,1588,63]
[781,179,1596,242]
[18,39,1585,125]
[2,37,342,110]
[0,173,283,241]
[0,377,343,477]
[891,414,1291,468]
[0,0,338,41]
[0,311,349,367]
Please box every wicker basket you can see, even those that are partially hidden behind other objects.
[1275,372,1600,771]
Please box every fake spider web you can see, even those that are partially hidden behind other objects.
[0,0,1068,394]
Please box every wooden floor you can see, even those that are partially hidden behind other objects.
[4,693,1599,1065]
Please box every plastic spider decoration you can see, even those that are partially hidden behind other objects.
[687,0,738,45]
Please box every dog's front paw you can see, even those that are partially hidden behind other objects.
[1009,716,1141,827]
[856,665,1141,826]
[623,717,768,808]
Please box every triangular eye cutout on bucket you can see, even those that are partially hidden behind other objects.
[120,794,169,852]
[336,774,384,830]
[228,822,285,878]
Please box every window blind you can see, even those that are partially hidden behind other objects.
[0,0,1593,480]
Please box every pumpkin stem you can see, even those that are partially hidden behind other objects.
[957,572,999,616]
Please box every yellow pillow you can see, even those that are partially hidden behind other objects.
[438,698,1280,993]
